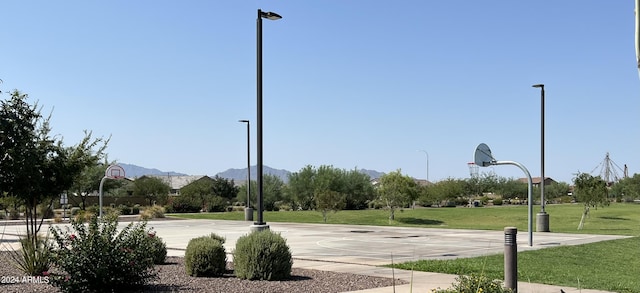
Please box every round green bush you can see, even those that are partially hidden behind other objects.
[184,236,226,277]
[146,233,167,265]
[233,230,292,280]
[209,233,226,244]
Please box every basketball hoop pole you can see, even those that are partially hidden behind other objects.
[99,165,126,219]
[99,177,107,218]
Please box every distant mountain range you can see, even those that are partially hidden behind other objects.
[118,163,187,178]
[119,163,385,183]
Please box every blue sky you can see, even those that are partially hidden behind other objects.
[2,1,638,184]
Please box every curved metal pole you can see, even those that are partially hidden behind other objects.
[99,176,106,218]
[493,160,533,246]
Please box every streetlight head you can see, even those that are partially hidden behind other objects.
[260,11,282,20]
[532,84,544,88]
[238,119,249,123]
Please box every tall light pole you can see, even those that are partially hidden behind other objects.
[532,83,549,232]
[419,150,429,182]
[255,9,281,230]
[238,119,253,221]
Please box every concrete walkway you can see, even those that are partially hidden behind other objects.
[0,217,626,292]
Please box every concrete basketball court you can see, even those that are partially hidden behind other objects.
[0,218,626,292]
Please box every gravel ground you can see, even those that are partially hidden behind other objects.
[0,252,406,293]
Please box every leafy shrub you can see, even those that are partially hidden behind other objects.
[9,236,51,276]
[168,196,201,213]
[119,204,132,215]
[208,233,226,244]
[206,196,228,212]
[492,197,503,205]
[48,214,157,292]
[146,230,167,265]
[433,274,514,293]
[184,235,226,277]
[233,230,292,280]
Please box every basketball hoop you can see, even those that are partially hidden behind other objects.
[105,164,126,179]
[468,162,479,178]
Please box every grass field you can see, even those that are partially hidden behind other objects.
[171,203,640,236]
[170,203,640,292]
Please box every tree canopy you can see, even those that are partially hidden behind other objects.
[376,169,418,221]
[0,90,108,249]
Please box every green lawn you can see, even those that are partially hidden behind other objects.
[170,203,640,292]
[171,203,640,236]
[391,236,640,293]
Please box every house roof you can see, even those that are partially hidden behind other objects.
[517,177,556,184]
[145,175,211,190]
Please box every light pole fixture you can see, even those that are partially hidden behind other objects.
[238,119,253,221]
[255,9,281,229]
[532,83,549,232]
[419,150,429,182]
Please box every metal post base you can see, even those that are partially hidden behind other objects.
[536,212,550,232]
[244,207,254,221]
[249,224,270,232]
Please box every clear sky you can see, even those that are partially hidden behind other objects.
[2,1,638,184]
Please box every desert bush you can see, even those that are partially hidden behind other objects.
[184,235,226,277]
[48,214,157,293]
[9,236,51,276]
[69,207,81,216]
[149,205,165,218]
[433,274,514,293]
[73,209,94,223]
[233,230,292,280]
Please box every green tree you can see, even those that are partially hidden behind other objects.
[0,90,107,274]
[495,178,527,201]
[236,180,256,208]
[180,177,214,211]
[133,176,170,206]
[262,174,286,211]
[610,174,640,201]
[315,190,346,223]
[287,165,374,211]
[376,170,418,221]
[428,178,466,206]
[544,181,571,203]
[211,176,239,200]
[313,165,347,222]
[573,173,609,230]
[342,168,375,210]
[287,165,316,210]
